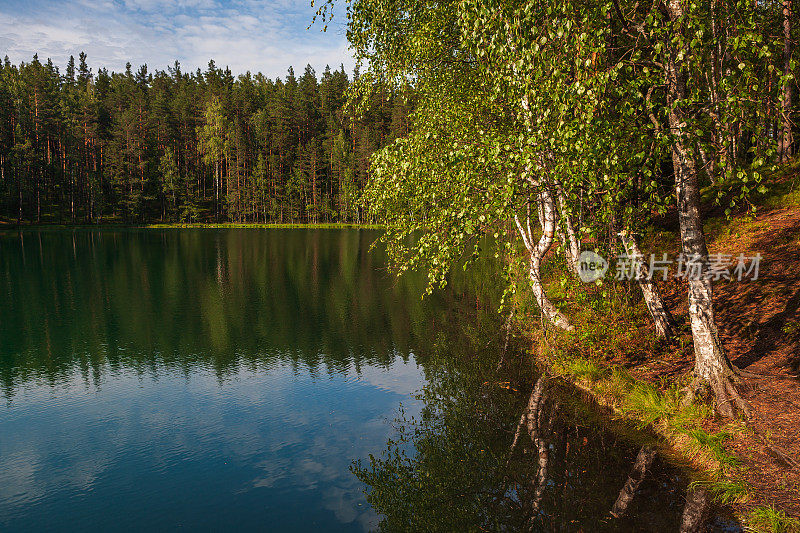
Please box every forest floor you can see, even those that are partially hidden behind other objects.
[525,162,800,530]
[645,175,800,521]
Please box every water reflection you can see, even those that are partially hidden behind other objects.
[352,306,741,532]
[0,229,441,394]
[0,229,449,532]
[0,229,738,532]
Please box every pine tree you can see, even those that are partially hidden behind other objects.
[0,55,409,224]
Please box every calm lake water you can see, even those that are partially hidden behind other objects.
[0,229,727,532]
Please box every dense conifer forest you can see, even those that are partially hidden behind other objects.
[0,54,410,224]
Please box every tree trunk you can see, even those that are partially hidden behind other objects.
[610,446,657,518]
[663,0,749,417]
[515,190,573,331]
[679,487,710,533]
[215,160,220,221]
[779,0,794,162]
[555,184,581,277]
[509,375,552,526]
[619,232,677,339]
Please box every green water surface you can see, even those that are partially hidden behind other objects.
[0,229,718,532]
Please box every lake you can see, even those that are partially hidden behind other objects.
[0,229,722,531]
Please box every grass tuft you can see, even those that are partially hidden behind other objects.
[747,506,800,533]
[624,381,675,427]
[559,359,608,382]
[686,429,740,468]
[690,478,750,505]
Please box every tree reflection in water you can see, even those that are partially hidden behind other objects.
[353,302,729,532]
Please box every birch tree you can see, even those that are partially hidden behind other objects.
[197,97,227,221]
[330,0,786,414]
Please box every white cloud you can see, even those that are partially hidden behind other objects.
[353,353,425,395]
[0,358,416,531]
[0,0,353,78]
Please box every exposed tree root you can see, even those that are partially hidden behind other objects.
[762,441,800,468]
[734,368,798,381]
[686,371,798,465]
[681,373,752,418]
[716,374,753,419]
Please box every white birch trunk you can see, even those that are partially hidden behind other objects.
[664,0,747,417]
[555,184,581,277]
[619,232,677,339]
[515,190,573,331]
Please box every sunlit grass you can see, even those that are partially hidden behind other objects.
[689,478,750,505]
[525,291,745,508]
[746,506,800,533]
[546,346,747,510]
[556,358,608,382]
[622,383,711,431]
[685,429,740,468]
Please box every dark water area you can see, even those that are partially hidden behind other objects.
[0,229,735,531]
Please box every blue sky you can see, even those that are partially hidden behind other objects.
[0,0,353,78]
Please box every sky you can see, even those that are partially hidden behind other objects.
[0,0,354,79]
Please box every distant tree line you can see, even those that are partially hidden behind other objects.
[0,54,411,224]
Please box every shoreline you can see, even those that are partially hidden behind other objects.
[510,175,800,530]
[535,349,798,531]
[0,222,385,230]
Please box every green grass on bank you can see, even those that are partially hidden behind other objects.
[747,506,800,533]
[513,262,750,503]
[1,221,384,230]
[534,307,768,526]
